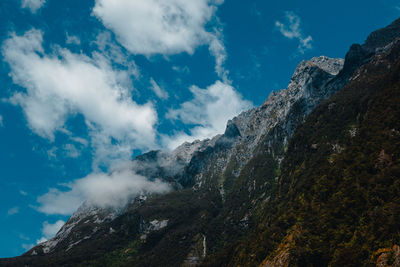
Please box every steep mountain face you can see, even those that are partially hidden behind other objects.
[210,35,400,267]
[180,56,344,193]
[1,18,400,267]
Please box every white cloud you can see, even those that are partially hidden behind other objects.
[209,32,228,81]
[93,0,223,55]
[36,168,171,215]
[2,29,158,167]
[150,78,169,100]
[21,0,46,13]
[275,11,313,54]
[0,114,3,127]
[7,206,19,216]
[20,190,28,196]
[92,0,227,79]
[164,81,252,149]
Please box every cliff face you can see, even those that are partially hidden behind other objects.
[2,18,400,267]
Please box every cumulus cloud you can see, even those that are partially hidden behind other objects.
[164,81,252,149]
[0,29,170,213]
[3,2,246,218]
[2,29,158,167]
[150,78,169,100]
[36,168,171,215]
[93,0,223,55]
[7,206,19,216]
[92,0,227,79]
[275,11,313,54]
[21,0,46,13]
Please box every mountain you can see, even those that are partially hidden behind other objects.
[205,22,400,267]
[1,18,400,267]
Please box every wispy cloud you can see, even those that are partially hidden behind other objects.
[275,11,313,54]
[0,114,3,127]
[7,206,19,216]
[21,0,46,13]
[172,65,190,74]
[66,33,81,46]
[209,32,229,81]
[63,143,81,158]
[150,78,169,100]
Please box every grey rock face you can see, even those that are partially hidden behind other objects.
[306,56,344,75]
[175,56,345,195]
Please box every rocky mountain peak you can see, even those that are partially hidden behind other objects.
[289,56,344,87]
[232,55,344,140]
[307,56,345,75]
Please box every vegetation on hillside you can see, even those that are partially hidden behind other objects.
[203,40,400,267]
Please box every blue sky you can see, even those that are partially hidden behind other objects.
[0,0,399,257]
